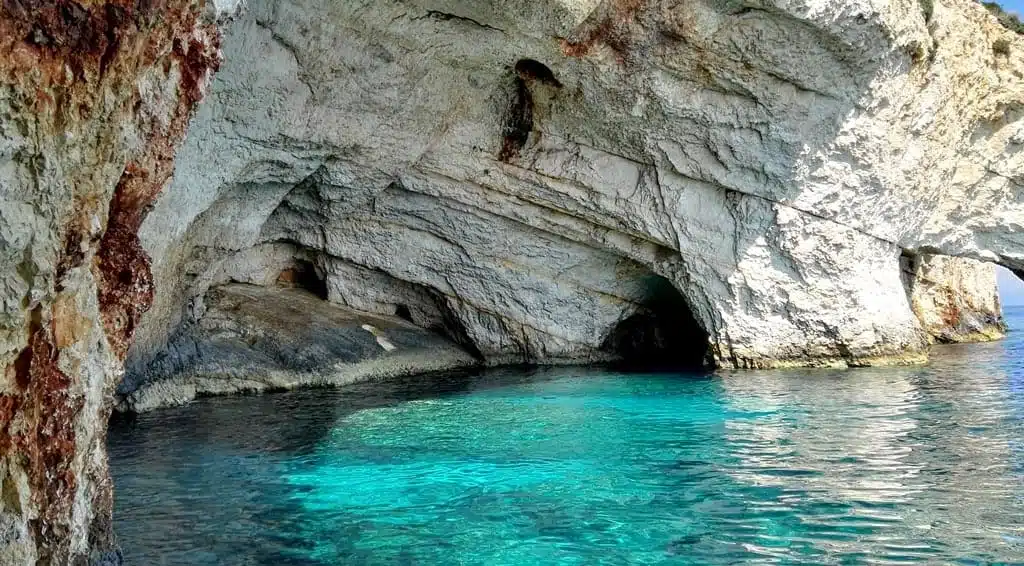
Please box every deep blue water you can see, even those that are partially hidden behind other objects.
[109,309,1024,565]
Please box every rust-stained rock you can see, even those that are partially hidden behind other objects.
[903,254,1006,344]
[561,0,645,61]
[0,0,222,563]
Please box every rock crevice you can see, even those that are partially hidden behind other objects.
[127,0,1024,381]
[3,0,1024,561]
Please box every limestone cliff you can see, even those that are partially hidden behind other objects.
[904,254,1006,343]
[3,0,1024,561]
[130,0,1023,383]
[0,1,221,563]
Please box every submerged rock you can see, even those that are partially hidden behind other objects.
[2,0,1024,561]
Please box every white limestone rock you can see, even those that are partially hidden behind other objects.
[904,254,1006,343]
[129,0,1024,383]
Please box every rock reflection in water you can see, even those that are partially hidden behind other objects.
[110,328,1024,565]
[717,361,1022,560]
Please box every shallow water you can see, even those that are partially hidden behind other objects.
[109,309,1024,565]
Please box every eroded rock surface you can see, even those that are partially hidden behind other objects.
[127,0,1023,383]
[0,0,221,563]
[119,283,478,412]
[3,0,1024,559]
[904,254,1006,343]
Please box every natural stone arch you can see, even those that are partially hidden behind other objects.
[601,274,712,370]
[900,253,1006,344]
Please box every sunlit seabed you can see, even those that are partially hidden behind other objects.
[109,308,1024,565]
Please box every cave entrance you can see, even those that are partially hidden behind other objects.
[276,260,329,300]
[603,275,712,371]
[394,304,414,323]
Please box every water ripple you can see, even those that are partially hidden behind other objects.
[109,312,1024,565]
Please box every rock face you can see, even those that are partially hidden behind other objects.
[128,0,1023,383]
[0,1,221,563]
[2,0,1024,560]
[119,283,478,412]
[904,254,1006,343]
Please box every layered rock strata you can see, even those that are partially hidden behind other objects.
[3,0,1024,561]
[119,283,478,412]
[128,0,1023,384]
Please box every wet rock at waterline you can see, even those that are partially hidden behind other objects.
[2,0,1024,562]
[119,284,478,412]
[0,0,223,563]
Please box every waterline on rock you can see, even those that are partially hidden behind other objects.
[108,309,1024,565]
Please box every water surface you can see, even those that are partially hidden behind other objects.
[109,309,1024,564]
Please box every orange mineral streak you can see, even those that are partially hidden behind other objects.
[98,24,221,358]
[0,308,82,560]
[0,0,221,561]
[560,0,646,61]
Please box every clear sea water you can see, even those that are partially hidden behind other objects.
[109,308,1024,565]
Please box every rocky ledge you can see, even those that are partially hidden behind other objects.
[118,283,478,412]
[2,0,1024,563]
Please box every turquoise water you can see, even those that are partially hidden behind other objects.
[109,310,1024,564]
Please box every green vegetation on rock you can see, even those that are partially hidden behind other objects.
[983,1,1024,34]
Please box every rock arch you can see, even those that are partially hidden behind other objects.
[602,274,712,370]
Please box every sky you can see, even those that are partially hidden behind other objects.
[968,0,1024,305]
[995,0,1024,14]
[997,266,1024,306]
[983,1,1024,306]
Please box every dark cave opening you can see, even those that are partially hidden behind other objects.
[276,260,329,301]
[498,75,533,162]
[513,58,562,88]
[394,304,414,323]
[498,58,561,163]
[603,275,712,371]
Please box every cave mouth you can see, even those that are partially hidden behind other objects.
[394,304,414,323]
[603,275,712,371]
[276,260,329,300]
